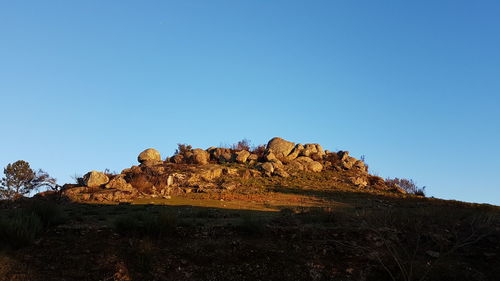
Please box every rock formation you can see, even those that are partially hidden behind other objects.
[61,137,402,203]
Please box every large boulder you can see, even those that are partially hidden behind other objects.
[191,149,210,165]
[266,137,295,161]
[83,171,109,188]
[306,161,323,172]
[138,148,161,164]
[235,150,251,163]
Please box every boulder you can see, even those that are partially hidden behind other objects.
[190,165,224,183]
[62,186,88,200]
[273,167,290,178]
[83,171,109,188]
[191,149,210,165]
[286,144,304,162]
[247,154,259,161]
[105,175,134,192]
[301,143,324,158]
[211,148,233,163]
[306,161,323,172]
[342,156,358,170]
[350,177,368,188]
[260,162,274,177]
[287,160,305,171]
[266,137,295,161]
[138,148,161,164]
[315,144,325,156]
[264,151,279,162]
[295,156,314,163]
[235,150,251,163]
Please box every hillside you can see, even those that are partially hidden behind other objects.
[1,138,499,281]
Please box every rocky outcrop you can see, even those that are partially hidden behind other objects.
[59,137,404,203]
[83,171,109,188]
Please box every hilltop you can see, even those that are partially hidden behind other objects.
[0,138,498,281]
[59,137,406,204]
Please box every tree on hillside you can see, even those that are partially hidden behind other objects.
[386,177,426,196]
[0,160,58,200]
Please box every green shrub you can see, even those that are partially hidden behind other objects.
[26,200,66,227]
[0,211,43,249]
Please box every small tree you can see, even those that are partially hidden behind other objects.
[231,139,251,151]
[174,144,193,156]
[386,177,426,196]
[0,160,58,200]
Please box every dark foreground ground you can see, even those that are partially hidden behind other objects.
[1,187,499,281]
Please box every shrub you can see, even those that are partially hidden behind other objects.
[174,144,193,156]
[0,210,43,249]
[385,178,426,196]
[251,145,266,159]
[232,139,251,151]
[26,200,66,227]
[71,173,85,185]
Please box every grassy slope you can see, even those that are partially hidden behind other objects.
[1,179,499,281]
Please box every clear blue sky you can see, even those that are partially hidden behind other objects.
[1,1,499,205]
